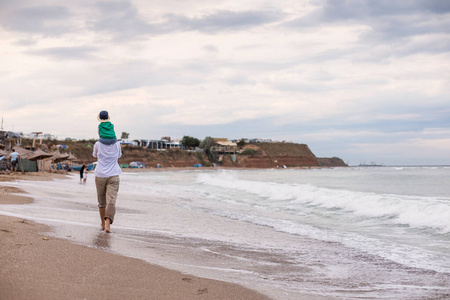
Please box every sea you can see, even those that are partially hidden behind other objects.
[1,166,450,299]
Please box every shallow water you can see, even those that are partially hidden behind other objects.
[1,167,450,299]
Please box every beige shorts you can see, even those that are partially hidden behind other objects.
[95,175,120,224]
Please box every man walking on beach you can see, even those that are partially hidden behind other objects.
[93,111,122,233]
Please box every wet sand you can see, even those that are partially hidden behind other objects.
[0,172,270,300]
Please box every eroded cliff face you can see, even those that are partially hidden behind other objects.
[221,143,320,168]
[119,148,205,167]
[119,143,324,168]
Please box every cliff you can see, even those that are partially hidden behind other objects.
[220,142,319,168]
[119,147,206,167]
[317,157,348,167]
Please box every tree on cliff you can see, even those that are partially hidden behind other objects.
[121,132,130,139]
[181,136,200,149]
[237,139,246,148]
[199,136,215,163]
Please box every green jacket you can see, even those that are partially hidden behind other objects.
[98,122,117,139]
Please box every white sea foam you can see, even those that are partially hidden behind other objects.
[196,171,450,234]
[192,171,450,273]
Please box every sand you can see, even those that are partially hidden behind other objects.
[0,172,270,300]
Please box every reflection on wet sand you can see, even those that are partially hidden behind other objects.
[93,232,111,249]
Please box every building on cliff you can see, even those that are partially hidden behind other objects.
[147,138,184,150]
[211,140,238,154]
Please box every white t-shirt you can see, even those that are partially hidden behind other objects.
[10,152,19,161]
[93,141,122,177]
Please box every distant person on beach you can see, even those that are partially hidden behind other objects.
[80,164,86,183]
[93,110,122,233]
[83,169,88,183]
[10,149,19,173]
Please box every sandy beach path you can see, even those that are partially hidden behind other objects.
[0,173,270,300]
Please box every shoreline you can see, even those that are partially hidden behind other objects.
[0,172,270,300]
[0,172,67,204]
[120,165,328,172]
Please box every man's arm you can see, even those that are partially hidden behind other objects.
[93,142,99,158]
[117,142,122,159]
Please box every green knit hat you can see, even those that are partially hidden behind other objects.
[98,122,116,139]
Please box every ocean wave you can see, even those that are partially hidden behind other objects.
[196,171,450,234]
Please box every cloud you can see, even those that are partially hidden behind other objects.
[1,5,72,35]
[202,45,219,53]
[163,9,284,33]
[226,74,254,86]
[91,0,158,40]
[64,59,210,97]
[25,46,98,60]
[284,0,450,57]
[299,0,450,23]
[91,0,284,40]
[13,39,38,46]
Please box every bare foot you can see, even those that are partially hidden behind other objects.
[101,222,105,231]
[105,218,111,233]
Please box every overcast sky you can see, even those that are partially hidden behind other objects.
[1,0,449,165]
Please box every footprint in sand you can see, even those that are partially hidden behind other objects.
[196,288,208,295]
